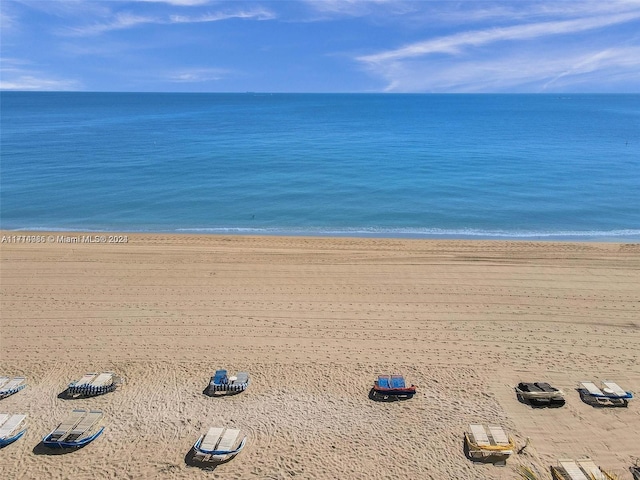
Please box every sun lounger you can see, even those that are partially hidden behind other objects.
[43,409,104,448]
[601,381,633,399]
[193,427,246,463]
[551,458,612,480]
[0,414,27,447]
[207,370,249,394]
[579,380,632,406]
[576,459,606,480]
[515,382,565,406]
[556,459,590,480]
[67,372,117,396]
[0,377,26,399]
[465,424,514,460]
[372,374,416,399]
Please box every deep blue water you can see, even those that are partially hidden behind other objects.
[1,92,639,240]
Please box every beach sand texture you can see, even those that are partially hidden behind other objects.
[1,233,639,479]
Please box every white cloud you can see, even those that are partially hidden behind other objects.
[169,8,275,24]
[133,0,214,5]
[167,67,230,83]
[0,74,81,90]
[62,6,275,35]
[358,11,640,64]
[367,46,640,93]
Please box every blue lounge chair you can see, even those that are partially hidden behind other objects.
[579,381,633,407]
[43,409,104,448]
[193,427,247,463]
[373,374,416,398]
[207,370,249,394]
[67,372,118,397]
[0,414,27,447]
[0,377,26,399]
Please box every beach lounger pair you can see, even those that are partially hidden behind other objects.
[207,370,249,394]
[464,424,515,461]
[372,374,416,399]
[551,458,615,480]
[515,382,565,407]
[193,427,246,463]
[578,380,633,407]
[43,409,104,448]
[0,377,27,399]
[67,372,118,397]
[0,414,27,447]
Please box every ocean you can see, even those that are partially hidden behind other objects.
[1,92,639,240]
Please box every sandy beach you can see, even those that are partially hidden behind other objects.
[1,232,639,479]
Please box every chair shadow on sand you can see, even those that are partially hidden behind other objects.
[32,441,89,456]
[201,386,244,398]
[516,394,565,409]
[367,388,413,402]
[184,447,237,470]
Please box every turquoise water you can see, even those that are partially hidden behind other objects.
[1,92,639,240]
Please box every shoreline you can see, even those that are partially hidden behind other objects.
[3,228,640,243]
[1,232,638,479]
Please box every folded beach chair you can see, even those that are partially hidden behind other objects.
[372,374,416,399]
[207,370,249,394]
[464,424,515,461]
[43,409,104,448]
[0,414,27,447]
[193,427,246,463]
[579,380,632,406]
[0,377,27,399]
[67,372,118,397]
[515,382,565,406]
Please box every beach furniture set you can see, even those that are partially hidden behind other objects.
[206,370,249,394]
[577,380,633,407]
[2,370,634,472]
[550,458,617,480]
[0,414,28,447]
[372,374,416,400]
[192,369,250,464]
[66,372,119,397]
[42,409,105,448]
[515,380,633,408]
[192,427,247,463]
[464,424,515,461]
[0,377,29,448]
[0,377,26,399]
[515,382,565,407]
[0,372,116,450]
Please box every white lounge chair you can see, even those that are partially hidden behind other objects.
[43,409,104,448]
[193,427,246,463]
[67,372,118,397]
[465,424,514,461]
[0,377,26,399]
[552,458,611,480]
[579,380,633,406]
[0,414,27,447]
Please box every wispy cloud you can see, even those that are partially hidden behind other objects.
[358,11,640,64]
[166,67,231,83]
[62,6,275,35]
[133,0,214,5]
[368,46,640,93]
[355,7,640,92]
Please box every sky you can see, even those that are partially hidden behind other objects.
[1,0,640,93]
